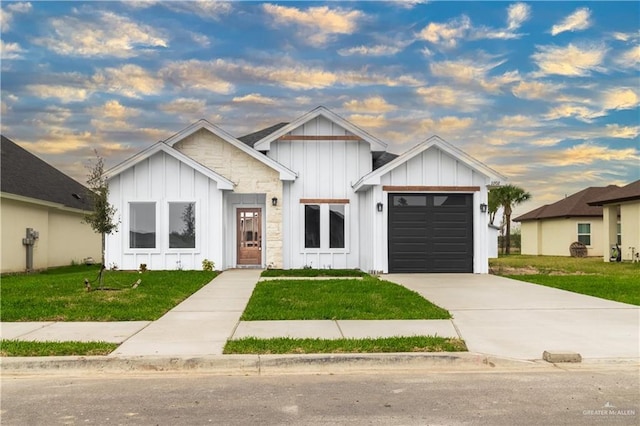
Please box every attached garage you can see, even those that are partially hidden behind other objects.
[353,135,505,274]
[388,193,473,273]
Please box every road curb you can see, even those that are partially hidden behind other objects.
[1,352,549,376]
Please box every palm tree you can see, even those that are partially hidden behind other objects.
[489,184,531,255]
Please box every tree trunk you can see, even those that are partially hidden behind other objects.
[505,207,512,255]
[99,233,105,290]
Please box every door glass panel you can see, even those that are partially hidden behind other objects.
[393,195,426,207]
[434,195,467,207]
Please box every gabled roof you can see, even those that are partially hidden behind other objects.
[163,119,297,180]
[1,135,93,211]
[352,135,505,192]
[587,180,640,205]
[238,122,289,148]
[514,185,619,222]
[105,142,235,190]
[252,106,388,152]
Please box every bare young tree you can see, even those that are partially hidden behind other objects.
[83,150,118,289]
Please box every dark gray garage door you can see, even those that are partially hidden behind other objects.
[388,193,473,273]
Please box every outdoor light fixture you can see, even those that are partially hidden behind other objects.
[480,203,488,213]
[376,202,384,212]
[271,197,278,206]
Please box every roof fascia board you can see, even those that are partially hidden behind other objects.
[1,191,91,214]
[253,106,387,152]
[352,136,506,192]
[164,120,297,181]
[105,142,235,190]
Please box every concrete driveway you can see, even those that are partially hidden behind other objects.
[386,274,640,360]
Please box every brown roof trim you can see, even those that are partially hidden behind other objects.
[300,198,350,204]
[383,186,480,192]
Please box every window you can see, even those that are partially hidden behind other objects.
[330,205,345,248]
[169,202,196,249]
[617,223,621,245]
[393,195,426,207]
[305,205,320,248]
[302,202,348,250]
[130,202,156,248]
[577,223,591,246]
[434,195,466,206]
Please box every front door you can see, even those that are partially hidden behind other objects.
[237,208,262,265]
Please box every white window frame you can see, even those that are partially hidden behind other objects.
[166,200,200,253]
[300,203,350,253]
[577,222,591,246]
[126,201,160,253]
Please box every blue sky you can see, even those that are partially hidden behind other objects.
[1,1,638,218]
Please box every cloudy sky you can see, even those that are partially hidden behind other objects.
[1,1,638,218]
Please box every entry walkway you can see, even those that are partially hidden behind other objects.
[111,269,261,356]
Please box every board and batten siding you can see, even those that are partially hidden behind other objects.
[374,146,491,273]
[105,151,225,271]
[267,116,373,269]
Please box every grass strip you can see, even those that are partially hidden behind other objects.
[0,340,118,357]
[261,269,367,277]
[1,266,218,321]
[241,278,451,320]
[224,336,467,354]
[505,274,640,306]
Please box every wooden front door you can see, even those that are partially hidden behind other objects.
[237,208,262,265]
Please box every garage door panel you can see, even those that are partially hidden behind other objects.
[388,193,473,273]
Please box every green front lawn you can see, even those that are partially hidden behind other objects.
[491,255,640,305]
[0,340,118,357]
[241,277,451,320]
[224,336,467,354]
[1,266,218,321]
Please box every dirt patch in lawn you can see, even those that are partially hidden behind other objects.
[491,266,593,276]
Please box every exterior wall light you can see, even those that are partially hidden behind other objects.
[376,202,384,212]
[480,203,488,213]
[271,197,278,206]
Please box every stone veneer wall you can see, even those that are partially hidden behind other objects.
[173,129,283,268]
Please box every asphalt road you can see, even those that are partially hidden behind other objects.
[2,367,638,425]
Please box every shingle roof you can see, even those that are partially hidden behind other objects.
[238,122,289,148]
[1,135,93,210]
[514,185,619,222]
[587,180,640,205]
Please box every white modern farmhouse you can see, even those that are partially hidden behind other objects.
[105,107,504,273]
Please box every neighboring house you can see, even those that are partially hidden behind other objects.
[514,186,619,257]
[1,135,101,273]
[104,107,504,273]
[588,180,640,262]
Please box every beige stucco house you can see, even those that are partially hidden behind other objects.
[588,180,640,262]
[514,186,619,257]
[1,136,101,273]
